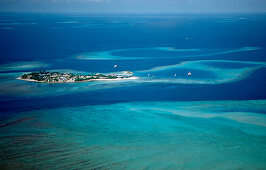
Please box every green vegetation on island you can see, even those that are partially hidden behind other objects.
[19,71,133,83]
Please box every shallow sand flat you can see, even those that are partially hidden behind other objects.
[0,61,49,72]
[136,59,266,84]
[0,100,265,169]
[73,47,260,60]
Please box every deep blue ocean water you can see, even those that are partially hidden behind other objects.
[0,13,266,169]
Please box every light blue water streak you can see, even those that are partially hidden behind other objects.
[0,100,265,169]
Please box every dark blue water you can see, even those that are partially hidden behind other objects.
[0,13,266,169]
[0,12,266,118]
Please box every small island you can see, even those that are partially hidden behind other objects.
[18,71,136,83]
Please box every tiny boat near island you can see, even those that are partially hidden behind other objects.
[188,72,192,76]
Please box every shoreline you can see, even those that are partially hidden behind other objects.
[16,76,138,83]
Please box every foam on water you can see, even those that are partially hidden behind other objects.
[0,100,265,169]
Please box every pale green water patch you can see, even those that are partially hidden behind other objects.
[137,60,266,84]
[0,100,265,169]
[0,61,49,72]
[73,47,260,60]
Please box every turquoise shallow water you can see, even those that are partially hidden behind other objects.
[1,100,265,169]
[1,13,266,169]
